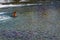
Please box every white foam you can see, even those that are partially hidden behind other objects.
[0,15,11,21]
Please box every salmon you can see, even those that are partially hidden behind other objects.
[12,12,17,17]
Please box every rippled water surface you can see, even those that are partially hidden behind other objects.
[0,3,60,40]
